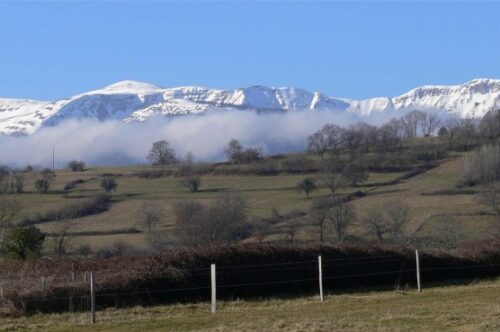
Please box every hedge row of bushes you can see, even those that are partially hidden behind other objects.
[1,241,499,314]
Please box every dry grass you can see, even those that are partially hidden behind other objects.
[1,278,499,331]
[8,154,498,252]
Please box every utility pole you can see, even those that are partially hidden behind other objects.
[52,147,55,170]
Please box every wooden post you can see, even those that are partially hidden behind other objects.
[0,284,4,299]
[415,249,421,293]
[69,264,75,312]
[90,272,96,323]
[211,264,216,314]
[318,256,324,302]
[41,277,45,291]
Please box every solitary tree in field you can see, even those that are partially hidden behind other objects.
[384,202,412,244]
[310,197,333,243]
[180,175,202,193]
[327,203,355,245]
[362,208,388,243]
[136,202,165,232]
[147,140,177,165]
[342,164,369,187]
[68,160,86,172]
[34,168,56,194]
[100,177,117,192]
[296,177,317,199]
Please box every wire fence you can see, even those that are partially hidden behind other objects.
[0,251,498,321]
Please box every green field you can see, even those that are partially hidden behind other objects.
[1,278,499,331]
[7,153,499,253]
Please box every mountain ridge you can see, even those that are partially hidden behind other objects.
[1,78,499,135]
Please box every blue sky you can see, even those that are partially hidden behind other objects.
[0,1,499,101]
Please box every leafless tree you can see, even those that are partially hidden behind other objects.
[421,113,441,136]
[384,202,412,244]
[327,203,355,245]
[180,175,202,193]
[136,202,165,232]
[317,171,347,200]
[362,208,388,242]
[225,139,243,163]
[479,109,500,139]
[310,197,332,243]
[462,145,500,186]
[307,132,328,158]
[147,140,177,165]
[285,218,302,243]
[308,124,345,159]
[401,110,426,138]
[174,192,249,247]
[34,168,56,194]
[50,222,72,256]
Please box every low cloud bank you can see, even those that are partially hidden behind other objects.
[0,110,386,167]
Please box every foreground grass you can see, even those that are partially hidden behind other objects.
[2,279,500,331]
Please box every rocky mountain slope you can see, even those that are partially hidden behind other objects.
[1,78,499,135]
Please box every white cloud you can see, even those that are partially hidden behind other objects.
[0,110,376,167]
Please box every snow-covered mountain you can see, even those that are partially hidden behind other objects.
[1,78,499,135]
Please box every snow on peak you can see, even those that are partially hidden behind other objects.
[1,78,500,135]
[96,80,163,95]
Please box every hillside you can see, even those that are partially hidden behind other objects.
[1,78,499,135]
[4,145,497,254]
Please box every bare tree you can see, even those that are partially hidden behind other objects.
[50,222,72,256]
[225,139,243,164]
[362,208,388,242]
[384,202,412,244]
[310,197,332,243]
[401,110,426,138]
[68,160,86,172]
[461,145,500,186]
[136,202,165,232]
[285,218,302,244]
[327,203,355,245]
[421,113,441,136]
[307,132,328,158]
[147,140,177,165]
[180,175,202,193]
[318,172,347,200]
[34,168,56,194]
[100,177,117,192]
[174,192,250,246]
[476,184,499,215]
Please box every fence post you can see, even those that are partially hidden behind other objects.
[415,249,421,293]
[0,284,4,299]
[90,271,96,323]
[211,264,216,314]
[69,264,75,312]
[41,277,45,291]
[318,256,324,302]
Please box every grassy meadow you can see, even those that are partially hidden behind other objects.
[7,150,498,253]
[1,278,499,331]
